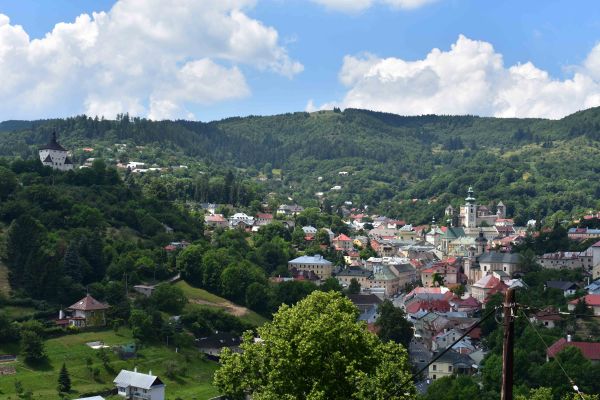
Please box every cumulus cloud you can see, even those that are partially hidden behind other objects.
[311,0,438,13]
[0,0,302,120]
[314,35,600,119]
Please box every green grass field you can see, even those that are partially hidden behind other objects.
[175,281,269,327]
[0,329,220,400]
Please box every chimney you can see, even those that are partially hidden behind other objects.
[134,366,137,373]
[567,335,572,342]
[149,370,152,376]
[59,309,64,320]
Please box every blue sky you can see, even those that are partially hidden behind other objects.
[1,0,600,121]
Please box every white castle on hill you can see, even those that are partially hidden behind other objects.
[39,132,73,171]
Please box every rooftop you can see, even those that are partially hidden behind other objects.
[547,337,600,360]
[289,255,333,266]
[67,294,109,311]
[113,369,164,390]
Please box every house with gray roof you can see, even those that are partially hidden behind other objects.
[545,281,579,297]
[428,349,475,381]
[114,369,165,400]
[288,255,333,280]
[478,251,521,277]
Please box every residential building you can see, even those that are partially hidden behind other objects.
[388,262,418,288]
[471,273,508,303]
[333,234,353,252]
[133,285,155,297]
[302,226,318,238]
[277,204,304,216]
[538,250,594,271]
[255,213,274,226]
[114,369,165,400]
[530,307,562,329]
[420,261,460,287]
[568,294,600,316]
[335,267,372,290]
[568,228,600,241]
[288,255,333,280]
[336,265,401,297]
[75,397,105,400]
[196,332,242,360]
[204,214,228,229]
[58,295,109,327]
[547,336,600,362]
[545,281,579,297]
[39,132,73,171]
[428,350,475,380]
[229,213,254,228]
[586,279,600,295]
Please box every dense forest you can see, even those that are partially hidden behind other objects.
[1,107,600,224]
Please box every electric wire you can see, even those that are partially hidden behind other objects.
[519,308,586,400]
[385,305,499,399]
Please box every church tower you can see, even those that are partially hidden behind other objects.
[496,201,506,218]
[464,186,477,228]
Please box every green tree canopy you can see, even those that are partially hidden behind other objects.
[214,291,415,400]
[375,299,413,349]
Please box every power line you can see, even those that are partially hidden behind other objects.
[519,309,585,400]
[385,305,499,399]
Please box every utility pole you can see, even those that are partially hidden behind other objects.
[501,288,516,400]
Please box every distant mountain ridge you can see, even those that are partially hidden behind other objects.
[1,107,600,224]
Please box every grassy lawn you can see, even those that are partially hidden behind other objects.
[175,281,269,327]
[0,329,220,400]
[175,281,225,304]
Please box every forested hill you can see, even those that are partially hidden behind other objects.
[1,107,600,224]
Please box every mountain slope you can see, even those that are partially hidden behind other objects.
[1,107,599,224]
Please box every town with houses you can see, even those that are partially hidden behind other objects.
[27,133,600,398]
[193,187,600,391]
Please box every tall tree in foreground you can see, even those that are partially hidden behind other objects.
[214,291,415,400]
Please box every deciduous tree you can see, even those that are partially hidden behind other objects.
[214,291,414,400]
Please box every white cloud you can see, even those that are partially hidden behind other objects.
[311,0,438,13]
[0,0,302,120]
[317,35,600,119]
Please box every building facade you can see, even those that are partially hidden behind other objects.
[39,132,73,171]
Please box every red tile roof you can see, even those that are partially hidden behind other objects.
[405,299,451,314]
[547,338,600,360]
[452,296,481,308]
[334,234,352,241]
[569,294,600,307]
[67,295,109,311]
[256,213,273,219]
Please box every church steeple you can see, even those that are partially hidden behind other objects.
[465,186,475,204]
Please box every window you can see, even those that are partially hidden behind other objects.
[432,364,436,371]
[433,374,437,380]
[448,365,453,372]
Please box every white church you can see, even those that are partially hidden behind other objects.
[39,132,73,171]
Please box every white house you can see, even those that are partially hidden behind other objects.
[74,397,105,400]
[229,213,254,228]
[114,369,165,400]
[39,132,73,171]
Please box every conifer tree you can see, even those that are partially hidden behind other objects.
[57,362,71,393]
[63,241,82,283]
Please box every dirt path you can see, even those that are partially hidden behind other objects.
[190,298,249,317]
